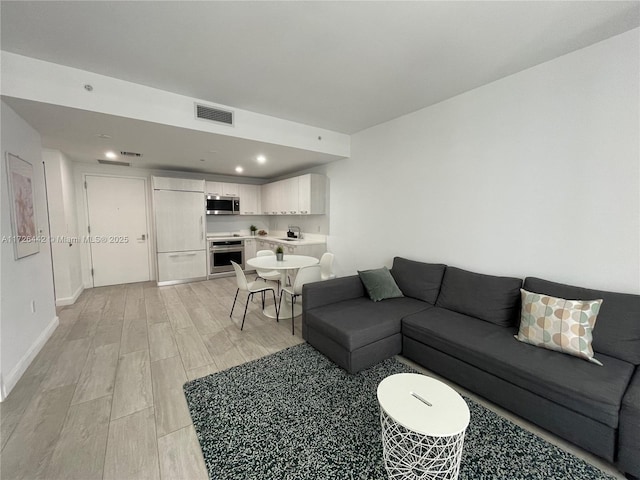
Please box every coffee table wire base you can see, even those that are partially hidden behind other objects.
[380,409,466,480]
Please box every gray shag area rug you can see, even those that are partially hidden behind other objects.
[183,343,615,480]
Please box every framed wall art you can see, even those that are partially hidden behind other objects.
[6,152,39,259]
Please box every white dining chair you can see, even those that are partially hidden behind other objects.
[255,249,283,292]
[319,252,336,280]
[278,264,321,335]
[230,261,278,331]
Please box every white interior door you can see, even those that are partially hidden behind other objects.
[85,175,151,287]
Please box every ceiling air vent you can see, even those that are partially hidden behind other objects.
[195,103,234,126]
[120,151,143,157]
[97,159,131,166]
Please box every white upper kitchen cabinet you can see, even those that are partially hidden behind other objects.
[205,181,238,197]
[298,174,327,214]
[205,181,223,195]
[281,177,300,214]
[222,183,239,197]
[154,189,206,253]
[261,182,277,215]
[239,184,261,215]
[153,176,204,192]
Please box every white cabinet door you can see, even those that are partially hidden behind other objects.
[154,190,205,252]
[282,177,299,214]
[205,181,224,195]
[157,250,206,282]
[239,184,261,215]
[256,239,269,252]
[261,183,277,215]
[153,176,204,192]
[244,239,257,269]
[298,174,326,214]
[222,183,238,197]
[298,175,311,214]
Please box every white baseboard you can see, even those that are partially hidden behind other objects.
[55,284,84,307]
[0,315,59,401]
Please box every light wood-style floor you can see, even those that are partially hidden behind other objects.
[0,276,302,480]
[0,276,624,479]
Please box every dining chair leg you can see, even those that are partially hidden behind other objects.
[230,288,239,318]
[290,294,296,335]
[277,292,284,323]
[241,293,252,331]
[261,291,265,309]
[271,290,279,319]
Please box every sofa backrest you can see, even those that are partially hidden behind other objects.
[390,257,446,305]
[436,266,523,327]
[523,277,640,365]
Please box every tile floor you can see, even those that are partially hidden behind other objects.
[0,276,625,479]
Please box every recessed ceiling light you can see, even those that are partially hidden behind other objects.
[235,166,244,173]
[105,151,117,159]
[96,133,112,139]
[199,158,206,162]
[256,155,266,164]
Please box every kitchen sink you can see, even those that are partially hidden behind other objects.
[278,238,299,242]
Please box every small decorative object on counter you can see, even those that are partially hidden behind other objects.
[250,225,257,236]
[276,245,284,261]
[258,229,268,236]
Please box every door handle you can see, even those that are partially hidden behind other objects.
[137,234,146,241]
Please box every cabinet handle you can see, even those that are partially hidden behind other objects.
[200,215,204,240]
[169,252,197,257]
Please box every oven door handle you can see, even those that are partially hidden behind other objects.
[210,247,244,253]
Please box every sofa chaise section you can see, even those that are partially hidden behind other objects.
[303,276,430,373]
[303,258,445,373]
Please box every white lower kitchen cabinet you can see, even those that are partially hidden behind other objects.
[282,243,326,259]
[157,250,207,283]
[244,238,257,270]
[256,239,276,252]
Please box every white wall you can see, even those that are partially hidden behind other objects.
[324,29,640,294]
[0,101,58,400]
[43,149,83,305]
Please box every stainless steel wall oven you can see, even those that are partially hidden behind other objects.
[209,240,244,274]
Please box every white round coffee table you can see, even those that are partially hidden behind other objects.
[377,373,470,480]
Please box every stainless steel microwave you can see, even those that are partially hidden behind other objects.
[206,195,240,215]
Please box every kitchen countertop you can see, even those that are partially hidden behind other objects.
[206,234,326,246]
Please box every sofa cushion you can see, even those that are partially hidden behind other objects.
[390,257,446,304]
[402,308,634,428]
[524,277,640,365]
[435,267,522,327]
[358,267,404,302]
[516,289,603,365]
[305,297,431,350]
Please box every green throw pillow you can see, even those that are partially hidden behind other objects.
[358,267,404,302]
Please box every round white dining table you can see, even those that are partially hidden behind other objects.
[245,254,319,319]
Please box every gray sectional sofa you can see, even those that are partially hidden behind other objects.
[302,257,640,478]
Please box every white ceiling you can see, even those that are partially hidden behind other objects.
[1,1,638,177]
[1,97,340,179]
